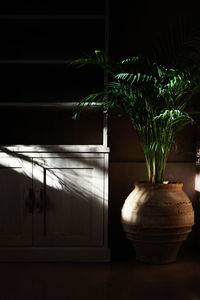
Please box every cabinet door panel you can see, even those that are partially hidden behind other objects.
[33,157,104,246]
[0,157,32,245]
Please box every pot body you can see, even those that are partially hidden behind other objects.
[121,183,194,264]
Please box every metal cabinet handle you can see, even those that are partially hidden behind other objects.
[25,188,34,213]
[35,189,43,213]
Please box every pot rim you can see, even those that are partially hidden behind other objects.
[134,181,183,190]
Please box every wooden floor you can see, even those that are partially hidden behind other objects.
[0,246,200,300]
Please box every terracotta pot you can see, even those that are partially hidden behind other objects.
[121,183,194,264]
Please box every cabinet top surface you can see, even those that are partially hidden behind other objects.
[0,145,110,153]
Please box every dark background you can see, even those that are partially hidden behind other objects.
[1,0,200,257]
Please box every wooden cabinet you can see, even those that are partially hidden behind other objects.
[0,145,110,261]
[0,0,109,262]
[0,157,32,246]
[0,1,109,261]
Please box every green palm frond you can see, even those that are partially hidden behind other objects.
[71,50,200,183]
[120,56,140,64]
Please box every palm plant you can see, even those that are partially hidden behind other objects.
[71,50,200,183]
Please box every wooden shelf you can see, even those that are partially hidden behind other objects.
[0,102,100,109]
[0,60,72,64]
[0,15,105,20]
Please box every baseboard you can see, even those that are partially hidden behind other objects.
[0,247,111,262]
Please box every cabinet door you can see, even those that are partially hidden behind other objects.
[33,156,104,246]
[0,156,32,245]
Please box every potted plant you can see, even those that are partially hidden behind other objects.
[71,50,200,264]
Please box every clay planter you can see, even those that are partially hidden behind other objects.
[121,183,194,264]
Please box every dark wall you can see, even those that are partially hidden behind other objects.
[108,1,200,258]
[109,1,200,60]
